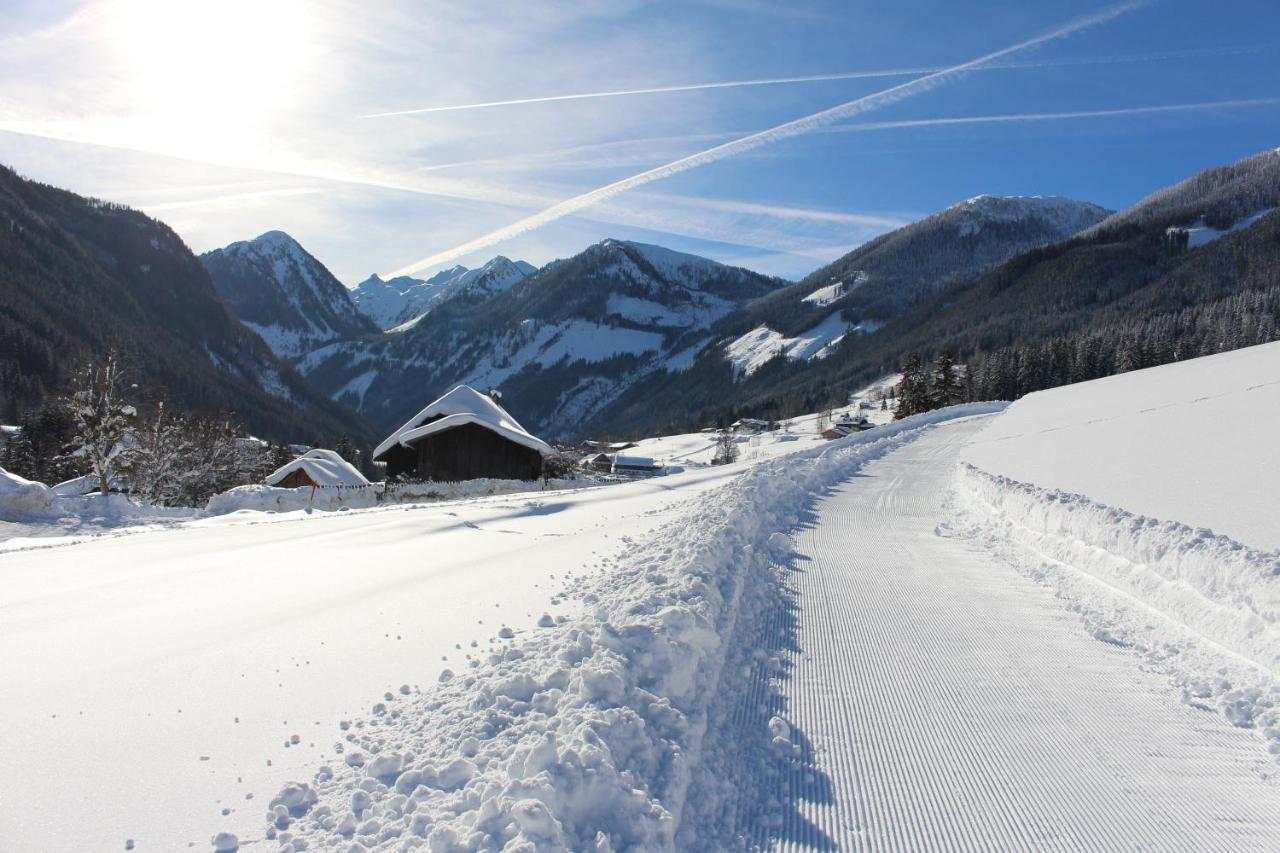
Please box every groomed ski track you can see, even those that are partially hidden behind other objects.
[703,417,1280,851]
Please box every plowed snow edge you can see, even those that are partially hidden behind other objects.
[952,463,1280,767]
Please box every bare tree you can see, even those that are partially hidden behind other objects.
[711,429,739,465]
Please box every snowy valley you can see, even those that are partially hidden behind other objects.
[4,115,1280,853]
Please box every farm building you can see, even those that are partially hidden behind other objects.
[372,385,553,481]
[265,448,369,489]
[731,418,771,434]
[581,452,664,476]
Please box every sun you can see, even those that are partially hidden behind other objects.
[102,0,316,158]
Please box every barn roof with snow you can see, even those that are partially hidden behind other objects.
[265,448,370,488]
[373,385,552,482]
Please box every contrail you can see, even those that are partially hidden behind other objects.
[359,40,1262,119]
[359,69,935,118]
[383,1,1145,277]
[827,97,1280,133]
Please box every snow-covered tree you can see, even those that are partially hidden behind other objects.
[131,401,189,505]
[65,353,137,496]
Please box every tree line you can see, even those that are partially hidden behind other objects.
[1,352,371,507]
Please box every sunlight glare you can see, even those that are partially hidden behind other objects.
[103,0,315,158]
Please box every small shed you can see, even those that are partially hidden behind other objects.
[373,385,552,481]
[51,473,131,496]
[265,449,369,489]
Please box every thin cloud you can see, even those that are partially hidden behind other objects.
[139,185,325,212]
[358,40,1262,119]
[382,1,1145,277]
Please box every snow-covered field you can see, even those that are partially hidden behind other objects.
[6,347,1280,851]
[962,340,1280,551]
[1,467,745,850]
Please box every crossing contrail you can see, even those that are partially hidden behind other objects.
[359,39,1260,119]
[826,97,1280,133]
[383,1,1145,277]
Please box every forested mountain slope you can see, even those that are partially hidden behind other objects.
[0,165,371,442]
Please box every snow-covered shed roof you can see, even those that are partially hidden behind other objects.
[51,473,129,496]
[373,385,552,460]
[265,448,370,488]
[611,455,662,470]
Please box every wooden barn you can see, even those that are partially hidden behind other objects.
[265,448,370,489]
[372,386,552,482]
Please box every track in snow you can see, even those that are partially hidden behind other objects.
[695,417,1280,851]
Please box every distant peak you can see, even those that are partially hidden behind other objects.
[249,230,306,252]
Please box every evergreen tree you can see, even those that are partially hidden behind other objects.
[334,434,356,465]
[893,353,931,420]
[930,352,964,407]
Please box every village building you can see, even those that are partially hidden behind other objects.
[731,418,772,434]
[372,385,552,481]
[265,448,369,489]
[581,451,665,476]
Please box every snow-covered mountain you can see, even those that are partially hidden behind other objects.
[665,195,1111,383]
[792,194,1110,324]
[201,231,378,360]
[351,257,537,330]
[301,239,788,437]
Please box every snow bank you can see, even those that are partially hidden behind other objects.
[954,464,1280,762]
[0,467,54,519]
[957,465,1280,670]
[251,403,1003,851]
[2,467,196,535]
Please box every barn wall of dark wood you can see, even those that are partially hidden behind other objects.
[277,468,316,488]
[380,445,419,480]
[408,422,543,481]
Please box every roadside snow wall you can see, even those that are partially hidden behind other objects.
[956,465,1280,672]
[253,403,1004,852]
[204,478,586,517]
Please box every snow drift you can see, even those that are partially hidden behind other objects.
[249,403,1003,852]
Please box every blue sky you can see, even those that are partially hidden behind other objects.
[0,0,1277,283]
